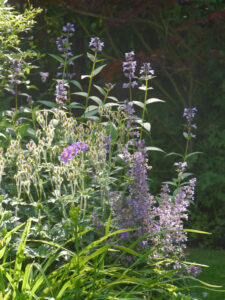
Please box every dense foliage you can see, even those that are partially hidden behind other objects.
[0,1,224,299]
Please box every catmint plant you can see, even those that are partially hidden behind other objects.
[122,51,137,101]
[85,37,104,111]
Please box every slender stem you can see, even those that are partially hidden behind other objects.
[99,90,110,123]
[140,78,148,140]
[85,51,97,112]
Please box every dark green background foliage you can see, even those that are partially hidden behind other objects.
[6,0,225,248]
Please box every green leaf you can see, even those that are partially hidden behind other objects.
[70,80,83,91]
[183,132,190,140]
[93,64,107,76]
[37,100,57,108]
[48,54,65,64]
[146,98,165,104]
[14,220,31,289]
[89,96,102,106]
[165,152,183,158]
[183,229,211,235]
[21,263,33,293]
[67,54,83,64]
[18,124,29,138]
[186,151,203,158]
[67,102,83,109]
[94,84,106,96]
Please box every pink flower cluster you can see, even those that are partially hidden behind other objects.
[59,142,88,163]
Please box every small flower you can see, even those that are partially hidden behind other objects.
[62,22,75,36]
[140,62,154,80]
[55,80,68,106]
[89,37,104,52]
[40,72,49,82]
[59,142,88,163]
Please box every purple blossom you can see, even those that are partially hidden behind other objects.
[122,51,137,88]
[89,37,104,52]
[59,142,89,163]
[121,100,135,116]
[174,161,187,173]
[139,62,154,80]
[113,140,155,247]
[55,80,68,106]
[7,59,23,95]
[183,107,197,138]
[62,22,75,36]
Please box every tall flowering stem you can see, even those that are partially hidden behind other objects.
[85,37,104,112]
[122,51,137,101]
[139,63,154,140]
[56,23,76,114]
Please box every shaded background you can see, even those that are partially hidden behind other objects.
[7,0,225,248]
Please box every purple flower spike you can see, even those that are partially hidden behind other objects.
[89,37,104,52]
[122,51,137,88]
[140,62,154,80]
[62,22,75,36]
[183,107,197,138]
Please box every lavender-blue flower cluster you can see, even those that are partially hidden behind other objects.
[113,140,154,247]
[139,62,154,80]
[55,80,68,106]
[89,37,104,52]
[122,51,138,88]
[56,23,75,79]
[183,107,197,138]
[59,142,88,163]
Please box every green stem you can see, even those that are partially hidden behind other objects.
[140,78,148,140]
[85,51,97,112]
[99,90,110,123]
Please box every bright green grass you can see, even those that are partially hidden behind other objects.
[187,248,225,300]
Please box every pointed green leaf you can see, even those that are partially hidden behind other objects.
[49,54,65,64]
[133,101,144,109]
[89,96,102,106]
[67,54,83,63]
[70,80,83,91]
[94,84,106,96]
[93,64,107,76]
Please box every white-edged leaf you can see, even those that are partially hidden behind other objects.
[146,98,165,104]
[139,86,153,91]
[93,64,107,76]
[81,75,90,80]
[108,96,118,102]
[104,102,119,108]
[84,105,98,113]
[146,146,165,153]
[135,119,151,132]
[73,92,88,97]
[0,133,6,139]
[133,101,144,109]
[89,96,102,106]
